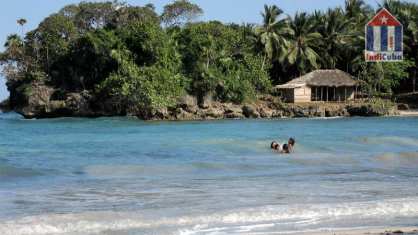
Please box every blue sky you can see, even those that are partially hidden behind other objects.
[1,0,417,100]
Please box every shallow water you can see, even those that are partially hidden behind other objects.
[0,112,418,235]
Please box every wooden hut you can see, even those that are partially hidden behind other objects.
[275,69,357,103]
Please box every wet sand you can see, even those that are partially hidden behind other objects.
[292,227,418,235]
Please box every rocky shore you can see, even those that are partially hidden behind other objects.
[2,81,399,119]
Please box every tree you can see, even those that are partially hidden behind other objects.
[0,34,25,82]
[17,18,27,36]
[254,5,292,70]
[316,9,352,69]
[50,29,124,90]
[161,0,203,27]
[286,12,323,76]
[380,0,418,92]
[34,13,78,72]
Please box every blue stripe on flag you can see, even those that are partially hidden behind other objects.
[366,26,374,51]
[395,26,402,51]
[381,26,388,51]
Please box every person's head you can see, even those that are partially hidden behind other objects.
[288,138,295,146]
[282,144,290,153]
[271,141,279,150]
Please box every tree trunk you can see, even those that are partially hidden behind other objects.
[413,70,416,93]
[261,54,267,71]
[46,47,49,73]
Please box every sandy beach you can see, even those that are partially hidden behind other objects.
[292,227,418,235]
[399,110,418,116]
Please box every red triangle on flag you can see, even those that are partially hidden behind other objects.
[367,8,402,27]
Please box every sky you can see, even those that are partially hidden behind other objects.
[1,0,417,100]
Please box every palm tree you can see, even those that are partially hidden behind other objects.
[286,12,322,76]
[1,34,25,81]
[381,0,418,92]
[17,18,27,36]
[345,0,372,20]
[254,5,292,70]
[342,0,373,76]
[3,34,24,61]
[316,8,352,69]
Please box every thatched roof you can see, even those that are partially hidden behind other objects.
[276,69,357,89]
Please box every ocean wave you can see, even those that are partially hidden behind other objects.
[2,197,418,235]
[0,164,41,178]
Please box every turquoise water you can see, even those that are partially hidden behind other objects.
[1,112,418,235]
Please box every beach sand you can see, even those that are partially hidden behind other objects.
[291,227,418,235]
[399,110,418,116]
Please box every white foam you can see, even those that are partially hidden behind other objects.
[2,197,418,235]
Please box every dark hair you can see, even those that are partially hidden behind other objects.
[271,141,278,149]
[282,144,289,153]
[289,138,295,146]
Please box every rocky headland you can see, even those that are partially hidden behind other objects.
[1,81,399,120]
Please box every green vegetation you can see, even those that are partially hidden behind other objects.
[1,0,417,116]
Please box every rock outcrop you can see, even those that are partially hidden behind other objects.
[6,82,398,120]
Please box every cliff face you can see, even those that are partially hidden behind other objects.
[5,82,398,119]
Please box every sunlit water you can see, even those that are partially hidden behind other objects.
[0,112,418,235]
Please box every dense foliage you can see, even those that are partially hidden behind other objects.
[1,0,417,114]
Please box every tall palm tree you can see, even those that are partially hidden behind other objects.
[316,8,352,69]
[17,18,27,36]
[286,12,322,75]
[342,0,373,76]
[254,5,292,70]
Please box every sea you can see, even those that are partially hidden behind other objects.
[0,112,418,235]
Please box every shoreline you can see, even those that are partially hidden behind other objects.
[290,227,418,235]
[399,109,418,116]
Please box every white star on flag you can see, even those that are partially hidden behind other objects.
[380,15,388,24]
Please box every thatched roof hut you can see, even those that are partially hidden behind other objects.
[277,70,357,88]
[275,69,357,103]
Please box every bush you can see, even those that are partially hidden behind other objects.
[97,50,186,117]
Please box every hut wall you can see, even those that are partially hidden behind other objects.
[294,86,311,103]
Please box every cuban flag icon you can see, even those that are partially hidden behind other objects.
[365,8,403,62]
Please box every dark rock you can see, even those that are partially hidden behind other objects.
[64,91,94,116]
[153,107,171,120]
[397,103,409,110]
[242,105,260,118]
[199,94,213,109]
[0,99,10,112]
[346,103,397,117]
[14,82,55,118]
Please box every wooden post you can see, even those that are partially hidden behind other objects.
[344,87,347,102]
[333,87,336,102]
[321,87,323,101]
[326,87,329,102]
[338,88,341,102]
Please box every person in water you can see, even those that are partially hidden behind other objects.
[271,138,295,154]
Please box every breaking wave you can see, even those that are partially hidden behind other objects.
[2,197,418,235]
